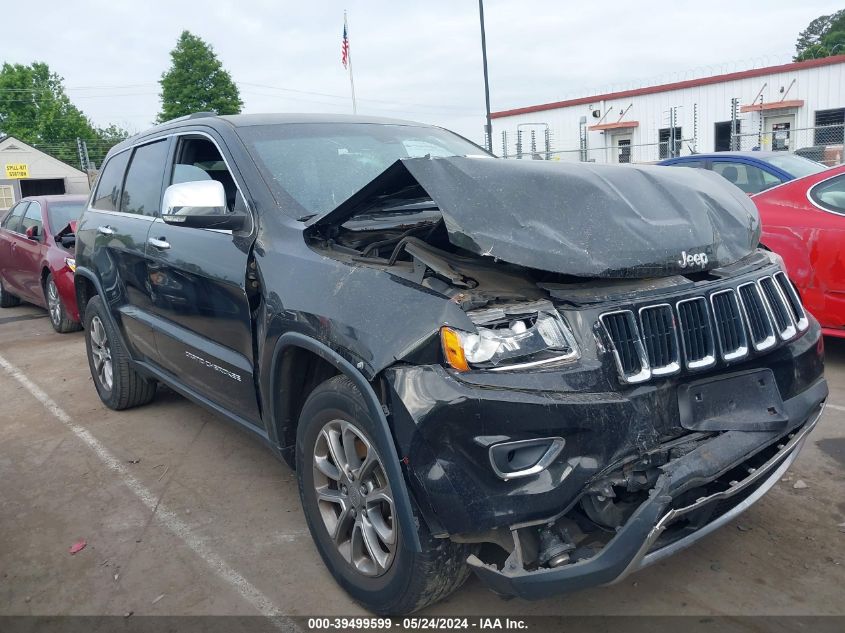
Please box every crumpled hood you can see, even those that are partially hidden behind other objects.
[310,156,761,278]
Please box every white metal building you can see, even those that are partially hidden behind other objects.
[0,136,90,213]
[491,55,845,165]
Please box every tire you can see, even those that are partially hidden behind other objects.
[83,295,156,410]
[296,375,474,615]
[45,273,81,333]
[0,279,20,308]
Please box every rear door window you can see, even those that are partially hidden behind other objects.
[810,174,845,216]
[3,202,29,234]
[711,161,781,194]
[93,151,131,211]
[120,139,170,216]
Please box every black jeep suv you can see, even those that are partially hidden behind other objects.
[74,113,827,614]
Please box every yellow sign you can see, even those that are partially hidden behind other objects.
[5,163,29,179]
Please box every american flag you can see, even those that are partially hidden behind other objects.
[341,16,350,69]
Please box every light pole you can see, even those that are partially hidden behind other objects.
[478,0,493,152]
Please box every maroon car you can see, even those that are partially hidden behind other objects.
[0,194,87,332]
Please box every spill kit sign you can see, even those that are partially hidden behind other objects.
[5,163,29,179]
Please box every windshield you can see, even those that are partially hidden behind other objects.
[237,123,486,217]
[764,154,827,178]
[47,202,85,233]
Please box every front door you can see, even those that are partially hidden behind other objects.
[143,132,261,427]
[765,115,794,152]
[613,134,632,164]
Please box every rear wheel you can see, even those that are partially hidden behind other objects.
[296,375,474,614]
[83,295,156,410]
[0,279,20,308]
[45,273,81,333]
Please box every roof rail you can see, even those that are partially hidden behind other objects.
[161,111,218,124]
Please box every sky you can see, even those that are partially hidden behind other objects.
[2,0,844,144]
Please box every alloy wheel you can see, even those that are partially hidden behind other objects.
[312,419,397,577]
[47,280,62,326]
[89,315,113,390]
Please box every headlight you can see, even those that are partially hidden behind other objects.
[65,257,76,272]
[441,304,579,372]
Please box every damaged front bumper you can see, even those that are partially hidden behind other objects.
[466,383,827,599]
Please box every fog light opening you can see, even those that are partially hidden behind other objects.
[489,437,565,480]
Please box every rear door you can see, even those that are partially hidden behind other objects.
[143,132,261,427]
[80,139,170,361]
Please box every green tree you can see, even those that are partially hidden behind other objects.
[795,9,845,60]
[157,31,243,122]
[0,62,127,167]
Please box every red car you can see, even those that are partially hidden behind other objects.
[0,194,87,332]
[753,165,845,338]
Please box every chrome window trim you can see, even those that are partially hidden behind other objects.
[708,289,749,362]
[637,303,680,377]
[757,276,797,341]
[675,297,716,370]
[737,281,777,351]
[774,271,809,331]
[599,309,651,384]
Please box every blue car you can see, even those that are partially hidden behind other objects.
[659,151,826,194]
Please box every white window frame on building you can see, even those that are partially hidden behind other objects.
[0,185,14,210]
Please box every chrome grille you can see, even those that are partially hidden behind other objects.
[600,269,807,383]
[638,304,679,376]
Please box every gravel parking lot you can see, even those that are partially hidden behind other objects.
[1,302,844,619]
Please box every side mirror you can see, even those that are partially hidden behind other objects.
[161,180,247,231]
[25,225,40,241]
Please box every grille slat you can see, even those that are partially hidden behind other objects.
[711,290,748,361]
[759,276,796,340]
[774,271,809,331]
[639,305,679,375]
[600,311,650,383]
[677,298,715,369]
[738,282,776,351]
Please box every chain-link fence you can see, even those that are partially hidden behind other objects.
[502,126,844,166]
[503,138,696,164]
[730,124,844,165]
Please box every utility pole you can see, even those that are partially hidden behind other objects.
[478,0,493,152]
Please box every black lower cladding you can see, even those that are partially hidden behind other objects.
[384,319,824,537]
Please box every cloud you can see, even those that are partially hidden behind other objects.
[2,0,842,142]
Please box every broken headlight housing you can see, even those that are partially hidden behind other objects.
[441,301,579,371]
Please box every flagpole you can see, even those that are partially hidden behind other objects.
[345,11,358,114]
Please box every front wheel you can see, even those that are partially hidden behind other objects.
[83,295,157,410]
[45,273,81,333]
[296,375,474,615]
[0,279,20,308]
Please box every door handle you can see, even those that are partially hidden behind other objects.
[148,237,171,250]
[97,225,115,235]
